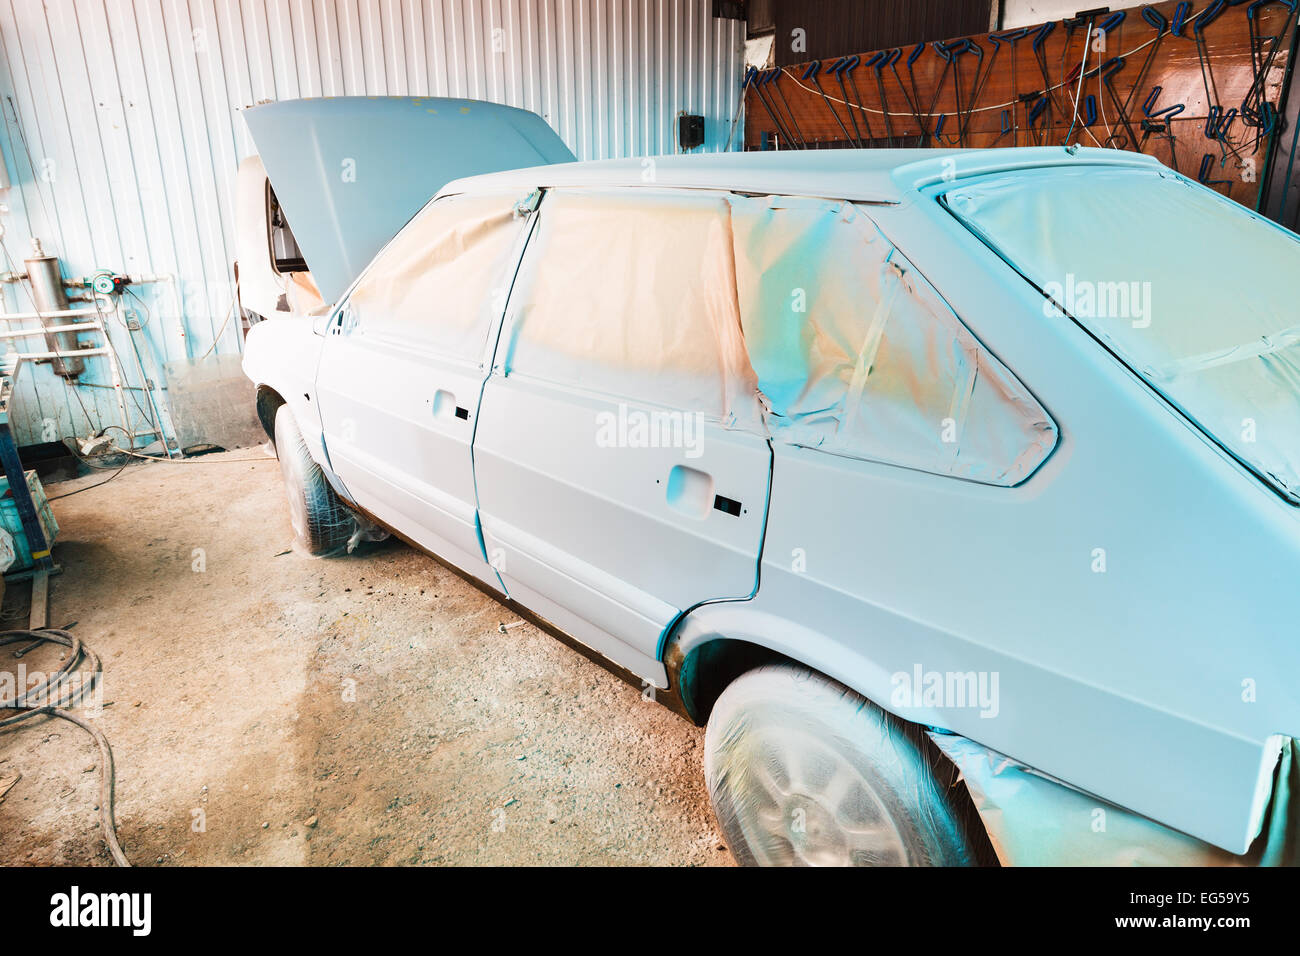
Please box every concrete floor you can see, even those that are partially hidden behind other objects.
[0,448,733,866]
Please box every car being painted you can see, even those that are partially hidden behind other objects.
[239,98,1300,866]
[238,96,576,494]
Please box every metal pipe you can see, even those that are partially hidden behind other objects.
[8,347,110,360]
[0,307,102,321]
[111,295,176,459]
[24,239,83,378]
[65,271,175,286]
[64,272,183,353]
[0,322,102,338]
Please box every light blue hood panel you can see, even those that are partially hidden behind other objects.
[242,96,575,304]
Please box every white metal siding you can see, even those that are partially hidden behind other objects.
[1001,0,1142,29]
[0,0,743,445]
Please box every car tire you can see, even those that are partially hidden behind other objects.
[703,662,978,866]
[274,404,355,557]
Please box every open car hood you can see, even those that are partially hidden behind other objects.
[242,96,575,304]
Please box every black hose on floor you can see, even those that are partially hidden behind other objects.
[0,628,129,866]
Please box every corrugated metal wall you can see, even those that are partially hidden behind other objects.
[0,0,743,446]
[1001,0,1141,29]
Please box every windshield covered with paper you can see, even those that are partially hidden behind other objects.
[944,166,1300,503]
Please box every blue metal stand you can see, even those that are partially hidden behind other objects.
[0,390,54,575]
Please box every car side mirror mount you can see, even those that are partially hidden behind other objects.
[311,304,336,337]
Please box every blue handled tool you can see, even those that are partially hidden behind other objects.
[1242,1,1298,147]
[1027,94,1050,131]
[1218,106,1240,141]
[992,107,1014,144]
[1099,10,1128,32]
[1119,6,1171,123]
[1096,56,1141,150]
[951,38,986,146]
[1206,104,1224,139]
[747,66,797,148]
[803,59,856,145]
[871,49,901,146]
[1142,5,1169,33]
[1029,21,1061,138]
[831,55,868,146]
[1195,0,1230,34]
[920,41,959,144]
[1192,0,1234,153]
[901,42,931,140]
[1198,152,1231,186]
[1143,85,1186,119]
[764,69,807,148]
[990,26,1030,146]
[1139,86,1185,173]
[1205,104,1240,143]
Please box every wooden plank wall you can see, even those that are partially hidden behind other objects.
[745,0,1297,210]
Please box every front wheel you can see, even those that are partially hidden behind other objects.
[703,663,979,866]
[274,404,356,556]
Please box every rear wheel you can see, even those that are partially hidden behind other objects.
[274,404,355,556]
[703,662,977,866]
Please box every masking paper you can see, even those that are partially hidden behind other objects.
[729,194,1057,485]
[946,166,1300,501]
[348,190,533,364]
[501,188,764,430]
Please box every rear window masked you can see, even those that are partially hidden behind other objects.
[944,166,1300,503]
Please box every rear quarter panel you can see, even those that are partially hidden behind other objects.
[679,182,1300,855]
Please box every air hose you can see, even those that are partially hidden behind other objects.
[0,627,129,866]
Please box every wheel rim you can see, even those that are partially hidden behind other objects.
[721,723,913,867]
[279,455,310,541]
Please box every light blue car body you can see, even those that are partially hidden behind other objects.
[241,98,1300,861]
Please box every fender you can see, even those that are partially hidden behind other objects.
[666,600,902,727]
[242,317,344,490]
[664,595,1283,857]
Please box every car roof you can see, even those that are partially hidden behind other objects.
[439,146,1167,205]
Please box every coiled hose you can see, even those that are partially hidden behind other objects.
[0,627,129,866]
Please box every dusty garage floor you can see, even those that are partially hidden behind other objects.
[0,448,733,866]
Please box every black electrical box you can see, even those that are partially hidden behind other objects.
[678,114,705,151]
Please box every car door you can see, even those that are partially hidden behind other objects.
[472,187,772,685]
[315,188,537,586]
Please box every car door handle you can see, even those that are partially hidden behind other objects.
[432,389,470,421]
[666,465,742,519]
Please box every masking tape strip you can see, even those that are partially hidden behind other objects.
[1149,325,1300,382]
[945,354,979,469]
[843,259,904,435]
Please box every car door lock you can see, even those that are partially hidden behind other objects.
[713,494,743,517]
